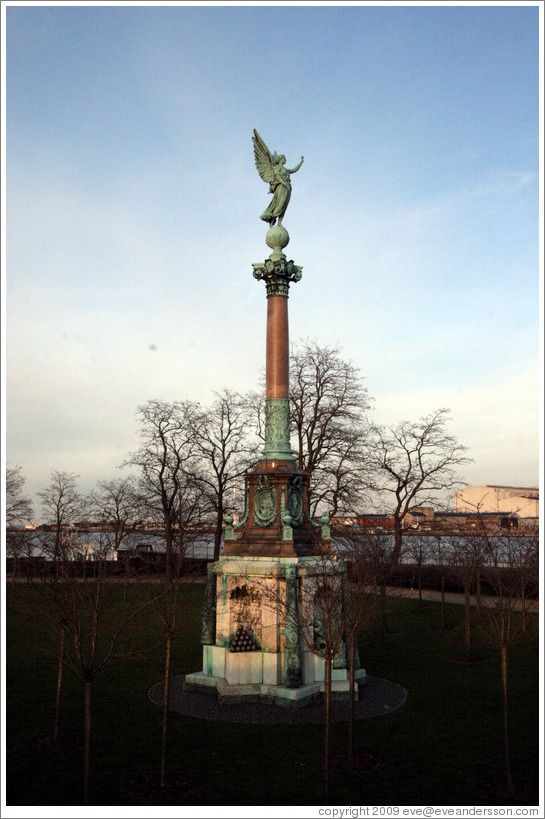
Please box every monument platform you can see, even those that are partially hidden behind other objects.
[151,674,406,723]
[184,671,367,708]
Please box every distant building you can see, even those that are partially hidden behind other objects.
[351,507,538,535]
[332,514,394,531]
[454,485,539,518]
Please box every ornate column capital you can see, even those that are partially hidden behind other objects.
[253,257,303,298]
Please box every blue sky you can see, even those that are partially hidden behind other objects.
[3,2,542,514]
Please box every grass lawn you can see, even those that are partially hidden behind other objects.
[5,582,540,807]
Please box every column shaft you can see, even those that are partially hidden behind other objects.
[266,295,289,399]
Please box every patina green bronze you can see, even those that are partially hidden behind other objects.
[253,129,304,227]
[254,475,277,526]
[262,397,295,462]
[223,511,235,541]
[287,476,304,523]
[283,564,302,687]
[281,492,293,541]
[252,257,303,296]
[200,567,217,645]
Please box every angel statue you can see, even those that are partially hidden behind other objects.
[253,129,304,226]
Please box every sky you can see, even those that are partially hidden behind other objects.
[2,1,542,520]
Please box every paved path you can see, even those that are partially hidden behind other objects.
[385,585,539,612]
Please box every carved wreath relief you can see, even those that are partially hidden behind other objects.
[254,475,277,526]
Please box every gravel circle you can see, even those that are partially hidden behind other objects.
[148,674,407,724]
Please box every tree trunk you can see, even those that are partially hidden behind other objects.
[165,527,172,582]
[10,556,18,598]
[84,676,93,805]
[440,571,445,630]
[380,582,388,645]
[391,518,403,568]
[417,561,423,612]
[160,632,172,789]
[476,568,481,616]
[348,630,356,763]
[214,499,223,562]
[501,644,515,795]
[123,556,130,602]
[521,579,526,631]
[54,627,65,741]
[464,580,472,661]
[323,655,332,805]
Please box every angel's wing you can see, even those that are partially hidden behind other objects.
[253,129,275,185]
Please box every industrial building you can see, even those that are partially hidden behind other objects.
[453,485,539,518]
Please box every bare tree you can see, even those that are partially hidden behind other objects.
[448,535,480,661]
[36,471,85,739]
[88,477,143,598]
[514,536,538,632]
[6,464,34,526]
[430,534,454,630]
[190,389,258,561]
[128,400,199,579]
[6,529,26,592]
[37,539,159,804]
[369,408,470,569]
[152,475,204,789]
[310,559,347,803]
[465,500,538,632]
[289,340,372,518]
[37,470,85,561]
[346,528,397,646]
[88,477,141,550]
[335,527,376,761]
[6,466,34,592]
[477,533,534,797]
[463,532,488,617]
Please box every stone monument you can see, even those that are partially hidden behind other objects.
[185,131,365,707]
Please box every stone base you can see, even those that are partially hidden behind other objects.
[184,671,321,708]
[184,668,366,708]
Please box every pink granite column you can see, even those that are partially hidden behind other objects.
[266,294,289,400]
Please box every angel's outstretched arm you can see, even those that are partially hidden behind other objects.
[286,156,304,174]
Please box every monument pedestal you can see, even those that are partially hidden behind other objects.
[184,554,365,708]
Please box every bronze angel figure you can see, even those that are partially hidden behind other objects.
[252,129,304,226]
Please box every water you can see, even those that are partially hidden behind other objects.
[18,530,536,566]
[19,530,216,561]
